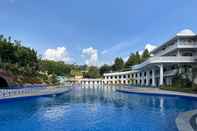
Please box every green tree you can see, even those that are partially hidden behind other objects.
[84,66,100,78]
[135,51,141,64]
[125,53,136,68]
[40,60,71,76]
[112,57,124,71]
[99,64,112,76]
[141,49,150,62]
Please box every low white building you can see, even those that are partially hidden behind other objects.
[64,78,104,85]
[79,78,104,85]
[104,29,197,87]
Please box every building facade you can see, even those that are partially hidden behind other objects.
[104,29,197,87]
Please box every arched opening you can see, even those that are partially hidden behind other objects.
[0,77,8,88]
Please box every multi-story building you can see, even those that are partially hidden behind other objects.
[104,29,197,87]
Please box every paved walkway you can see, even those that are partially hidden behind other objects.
[116,88,197,98]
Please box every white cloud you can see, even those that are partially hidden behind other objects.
[82,47,98,66]
[43,47,72,63]
[145,44,157,52]
[123,56,129,62]
[139,44,157,55]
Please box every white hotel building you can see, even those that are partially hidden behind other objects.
[103,29,197,87]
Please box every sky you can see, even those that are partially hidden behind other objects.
[0,0,197,66]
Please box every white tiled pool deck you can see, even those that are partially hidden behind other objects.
[116,88,197,98]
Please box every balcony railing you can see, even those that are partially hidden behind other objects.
[132,56,196,70]
[154,41,197,57]
[154,43,177,57]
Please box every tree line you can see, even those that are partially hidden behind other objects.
[0,35,80,85]
[99,49,151,76]
[0,34,151,84]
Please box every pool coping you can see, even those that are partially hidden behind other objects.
[0,87,71,101]
[116,88,197,99]
[176,110,197,131]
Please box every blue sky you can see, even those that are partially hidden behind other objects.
[0,0,197,66]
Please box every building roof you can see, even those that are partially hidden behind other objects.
[151,29,197,54]
[103,70,137,76]
[176,29,196,36]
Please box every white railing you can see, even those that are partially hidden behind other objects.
[132,56,196,70]
[179,42,197,46]
[155,69,178,77]
[153,41,197,57]
[154,43,177,57]
[103,71,135,76]
[164,69,178,76]
[0,86,70,99]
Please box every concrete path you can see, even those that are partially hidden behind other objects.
[116,88,197,98]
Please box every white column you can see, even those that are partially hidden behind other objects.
[159,64,164,86]
[121,75,124,84]
[141,72,144,86]
[152,69,156,87]
[138,72,141,85]
[146,71,149,86]
[177,49,181,56]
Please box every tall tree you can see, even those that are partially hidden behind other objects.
[84,66,100,78]
[141,49,150,62]
[112,57,124,71]
[99,64,112,76]
[125,53,136,68]
[135,51,141,64]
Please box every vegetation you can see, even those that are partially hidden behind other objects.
[0,34,152,85]
[0,35,77,85]
[125,50,150,68]
[161,67,197,93]
[112,57,124,71]
[0,35,40,84]
[40,60,72,76]
[84,66,100,78]
[99,64,112,76]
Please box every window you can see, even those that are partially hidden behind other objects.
[128,75,130,78]
[183,52,193,56]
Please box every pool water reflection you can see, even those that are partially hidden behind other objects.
[0,86,197,131]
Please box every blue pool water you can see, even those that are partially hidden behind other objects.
[0,86,197,131]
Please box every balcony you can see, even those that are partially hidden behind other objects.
[178,42,197,48]
[154,43,177,57]
[153,41,197,57]
[132,56,197,70]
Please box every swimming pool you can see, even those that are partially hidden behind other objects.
[0,86,197,131]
